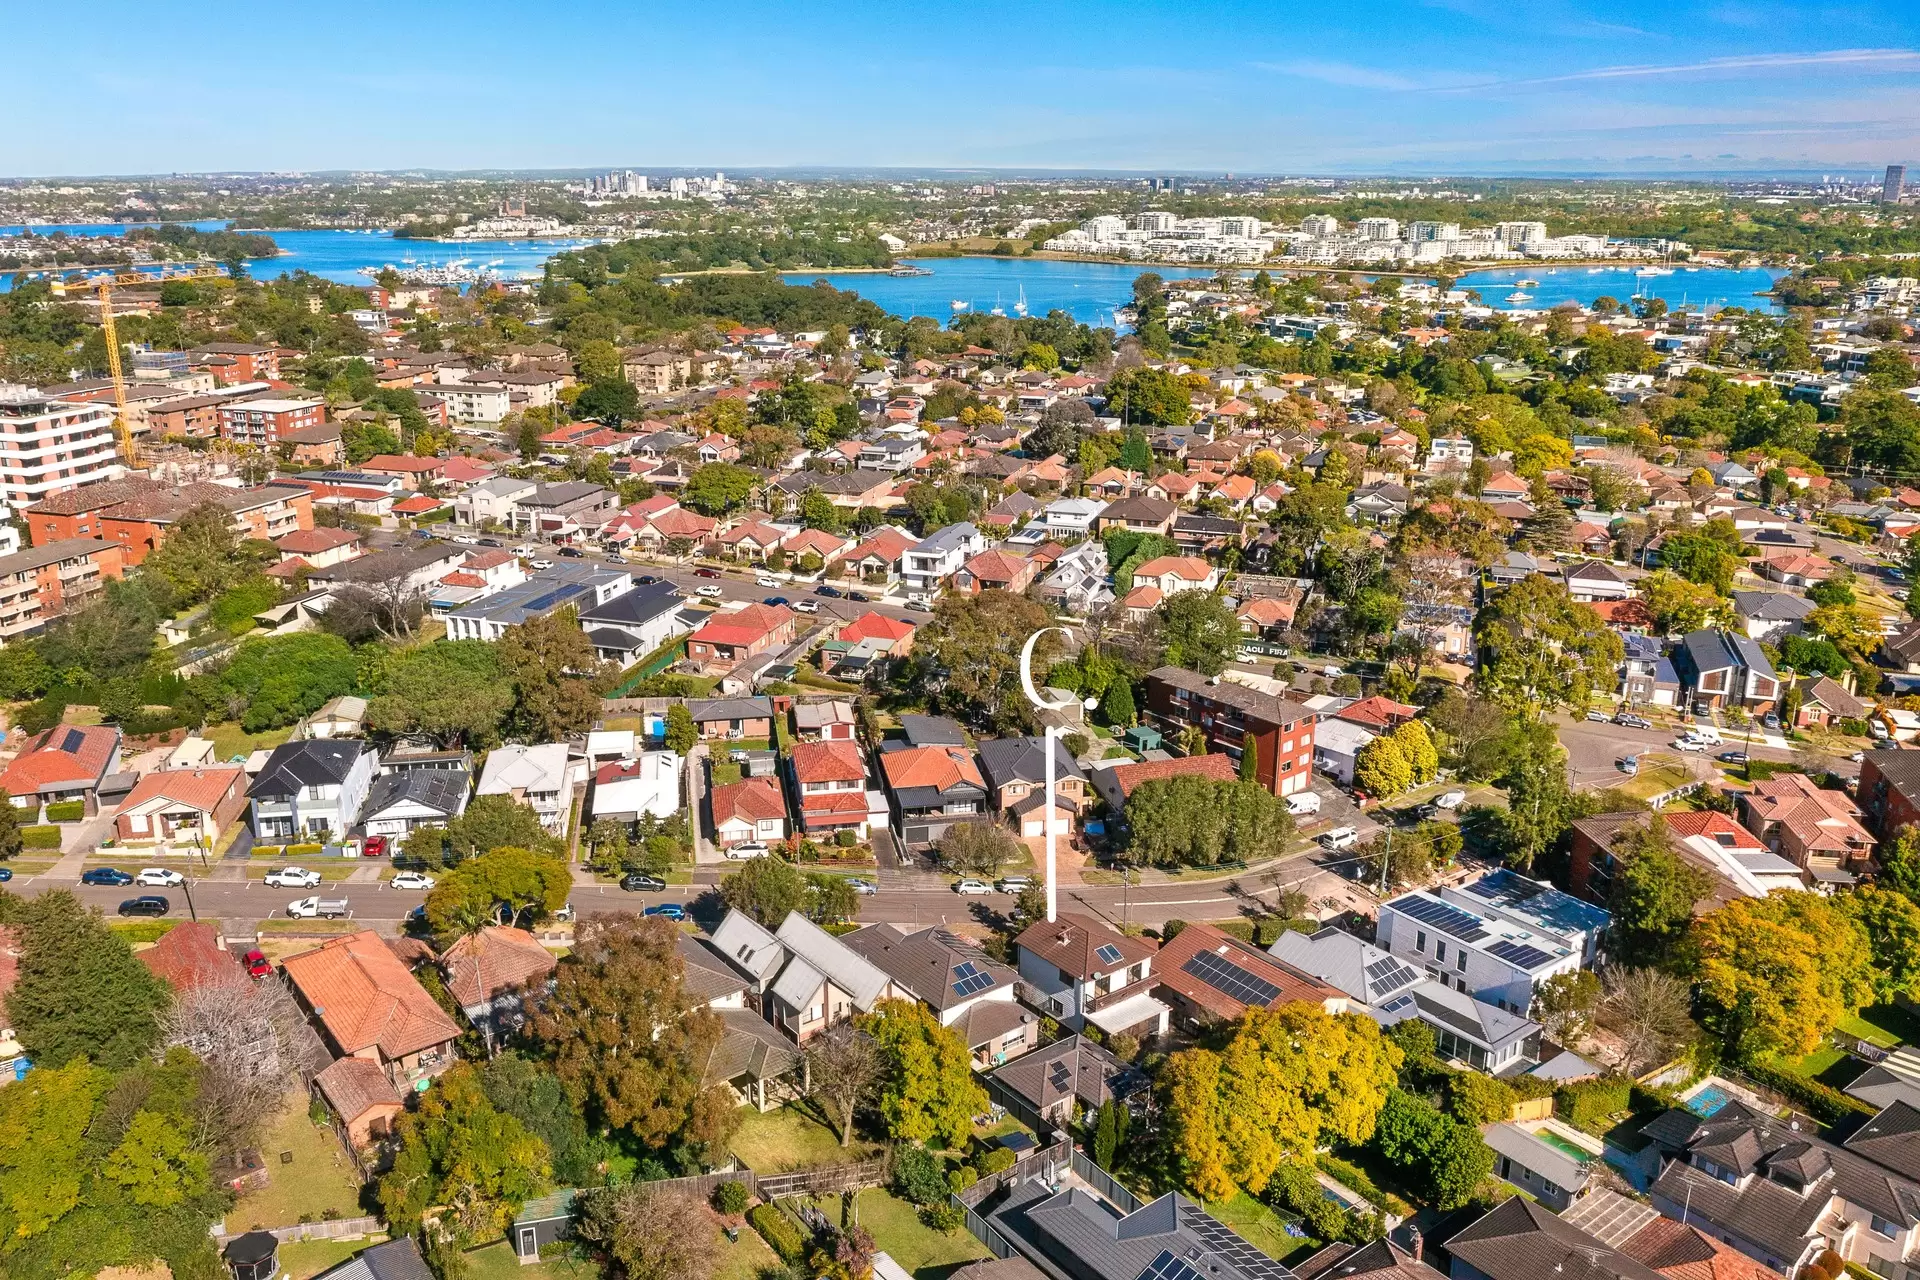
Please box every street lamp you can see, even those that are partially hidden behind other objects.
[1019,628,1097,924]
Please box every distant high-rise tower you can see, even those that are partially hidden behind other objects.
[1885,164,1907,204]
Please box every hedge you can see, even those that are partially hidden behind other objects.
[1556,1077,1633,1130]
[44,801,85,823]
[977,1147,1016,1175]
[1315,1154,1413,1218]
[1743,1059,1878,1125]
[251,845,285,859]
[747,1204,806,1262]
[21,826,62,849]
[285,842,326,857]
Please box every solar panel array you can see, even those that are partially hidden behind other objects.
[1182,950,1282,1009]
[1394,894,1489,943]
[1048,1061,1073,1094]
[1487,939,1555,969]
[1377,993,1417,1016]
[1181,1209,1300,1280]
[950,960,994,998]
[1363,956,1420,995]
[518,582,591,614]
[1137,1251,1205,1280]
[1095,942,1125,966]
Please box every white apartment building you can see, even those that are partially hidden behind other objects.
[0,386,125,506]
[1300,214,1340,237]
[1408,221,1462,242]
[1358,217,1400,240]
[1495,221,1549,246]
[1135,210,1178,232]
[434,382,512,424]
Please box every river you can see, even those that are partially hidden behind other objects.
[1453,263,1787,313]
[782,257,1219,327]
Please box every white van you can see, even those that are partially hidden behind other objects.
[1286,792,1322,816]
[1689,726,1723,745]
[1320,826,1359,851]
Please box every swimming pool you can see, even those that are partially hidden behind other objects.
[1686,1084,1733,1117]
[1535,1129,1600,1162]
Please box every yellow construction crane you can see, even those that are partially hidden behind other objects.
[94,279,140,470]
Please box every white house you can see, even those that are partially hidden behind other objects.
[902,523,986,599]
[476,743,583,837]
[454,476,538,527]
[1129,555,1220,596]
[361,769,471,838]
[1038,498,1104,538]
[589,752,683,826]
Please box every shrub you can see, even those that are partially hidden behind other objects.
[892,1144,949,1206]
[43,801,85,823]
[835,830,857,847]
[711,1180,749,1216]
[1269,1160,1378,1244]
[1315,1154,1413,1218]
[748,1204,807,1262]
[977,1147,1016,1175]
[1742,1059,1878,1125]
[251,845,284,859]
[1556,1076,1633,1130]
[21,826,61,849]
[286,842,326,857]
[947,1166,978,1194]
[922,1204,965,1233]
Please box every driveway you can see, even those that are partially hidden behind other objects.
[687,743,721,865]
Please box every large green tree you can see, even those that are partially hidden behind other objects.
[423,846,572,934]
[859,998,988,1149]
[497,607,614,741]
[1690,891,1876,1060]
[905,590,1060,734]
[1153,590,1240,677]
[1473,574,1624,716]
[366,640,514,746]
[1125,776,1292,867]
[0,890,171,1070]
[377,1063,548,1244]
[1608,820,1713,967]
[409,794,563,867]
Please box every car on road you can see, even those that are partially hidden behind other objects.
[815,585,844,598]
[1618,755,1640,776]
[848,878,878,895]
[953,879,993,895]
[1585,709,1612,722]
[906,600,933,613]
[477,538,503,547]
[620,873,667,892]
[135,867,185,887]
[1717,751,1750,765]
[756,576,779,588]
[763,596,789,607]
[725,841,770,860]
[0,867,12,882]
[694,568,723,579]
[558,546,585,558]
[995,875,1032,894]
[530,558,554,570]
[848,590,872,603]
[118,895,169,917]
[1433,790,1468,810]
[1613,712,1653,729]
[264,866,322,888]
[82,868,134,886]
[286,896,351,919]
[554,903,576,922]
[643,903,686,920]
[1320,826,1359,851]
[696,584,724,599]
[634,574,658,585]
[449,534,478,545]
[243,948,273,978]
[391,871,436,891]
[1673,737,1710,752]
[363,835,389,858]
[792,599,820,613]
[1414,802,1441,819]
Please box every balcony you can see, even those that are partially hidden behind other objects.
[1086,973,1157,1012]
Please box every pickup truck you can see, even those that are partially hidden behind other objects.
[286,896,352,919]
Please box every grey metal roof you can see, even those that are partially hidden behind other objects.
[708,910,787,988]
[315,1238,435,1280]
[991,1182,1296,1280]
[1269,927,1420,1006]
[1482,1121,1593,1192]
[899,714,968,747]
[773,912,892,1012]
[977,736,1087,790]
[688,696,775,723]
[248,739,366,799]
[1730,590,1816,622]
[362,768,469,819]
[577,579,683,627]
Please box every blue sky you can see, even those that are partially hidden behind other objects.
[11,0,1920,177]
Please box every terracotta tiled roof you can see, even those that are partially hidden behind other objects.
[1336,696,1419,730]
[275,527,361,555]
[790,739,868,785]
[439,926,556,1010]
[711,777,787,827]
[1133,555,1214,583]
[137,921,236,992]
[1013,911,1156,979]
[839,612,915,644]
[117,765,244,815]
[360,454,443,473]
[1154,920,1344,1020]
[1104,753,1236,799]
[314,1055,403,1123]
[880,745,983,791]
[0,725,119,796]
[282,929,461,1061]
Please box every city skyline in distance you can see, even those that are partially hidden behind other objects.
[8,0,1920,178]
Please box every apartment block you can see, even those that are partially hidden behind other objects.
[0,386,126,506]
[217,397,327,447]
[0,537,126,641]
[1142,666,1316,797]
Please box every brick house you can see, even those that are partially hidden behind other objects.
[1143,666,1317,797]
[283,930,461,1092]
[686,604,795,674]
[25,478,311,567]
[1856,750,1920,838]
[787,739,877,838]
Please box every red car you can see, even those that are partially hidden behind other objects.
[244,948,272,979]
[363,836,389,858]
[693,568,723,579]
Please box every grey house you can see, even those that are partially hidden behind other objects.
[248,739,377,841]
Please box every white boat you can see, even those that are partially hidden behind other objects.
[1013,286,1028,317]
[950,300,969,313]
[1505,291,1534,303]
[1516,278,1540,287]
[1636,267,1673,277]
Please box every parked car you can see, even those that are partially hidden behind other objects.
[1618,755,1640,776]
[135,867,185,887]
[1763,713,1781,730]
[953,879,993,895]
[847,878,878,896]
[1585,709,1612,722]
[477,538,503,547]
[286,896,351,919]
[1320,826,1359,851]
[696,584,724,599]
[815,585,844,598]
[693,568,723,579]
[847,590,872,603]
[756,576,779,588]
[1673,738,1710,752]
[725,842,770,860]
[449,534,478,546]
[995,875,1033,894]
[363,835,389,858]
[643,903,686,920]
[1717,751,1750,765]
[0,867,12,882]
[763,596,789,607]
[558,546,585,558]
[1433,790,1468,811]
[906,600,933,613]
[530,558,554,570]
[118,896,169,918]
[244,947,273,978]
[1613,712,1653,729]
[391,870,436,891]
[82,868,134,886]
[728,748,751,762]
[792,599,820,614]
[554,903,576,922]
[620,873,667,892]
[634,574,658,585]
[264,866,322,888]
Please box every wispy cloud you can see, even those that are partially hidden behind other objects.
[1251,59,1423,90]
[1446,47,1920,91]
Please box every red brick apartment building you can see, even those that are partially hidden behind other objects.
[217,397,326,447]
[1142,665,1317,797]
[26,478,313,566]
[0,538,125,641]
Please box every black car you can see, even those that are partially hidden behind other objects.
[1717,750,1750,765]
[815,585,844,598]
[558,546,585,558]
[477,538,503,547]
[82,867,134,886]
[118,896,169,917]
[847,590,872,603]
[634,574,658,585]
[620,873,667,893]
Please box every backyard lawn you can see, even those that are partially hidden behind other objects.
[1839,1005,1920,1050]
[729,1103,880,1172]
[1205,1192,1315,1265]
[463,1242,595,1280]
[277,1238,380,1280]
[712,1224,780,1280]
[227,1091,365,1231]
[843,1189,988,1275]
[1613,755,1696,803]
[204,721,296,764]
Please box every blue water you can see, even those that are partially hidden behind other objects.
[785,257,1218,327]
[1454,264,1787,313]
[0,222,592,291]
[1685,1084,1732,1117]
